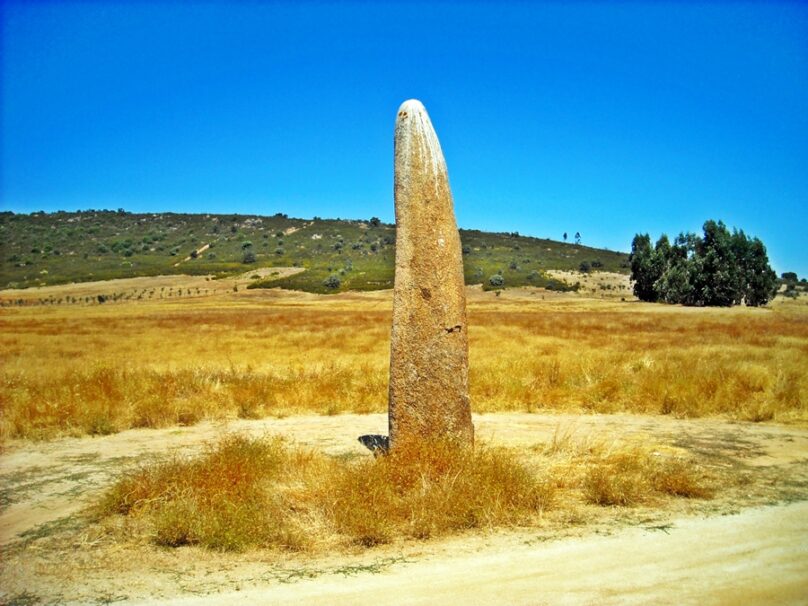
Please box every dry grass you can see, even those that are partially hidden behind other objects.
[583,446,713,506]
[1,288,807,440]
[322,437,553,545]
[99,434,314,551]
[97,434,555,551]
[96,432,712,552]
[534,426,714,507]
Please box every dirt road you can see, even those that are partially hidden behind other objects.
[161,501,808,606]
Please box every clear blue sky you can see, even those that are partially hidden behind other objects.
[2,1,807,275]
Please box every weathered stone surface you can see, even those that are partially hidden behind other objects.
[388,99,474,448]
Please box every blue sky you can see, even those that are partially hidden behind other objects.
[2,1,807,275]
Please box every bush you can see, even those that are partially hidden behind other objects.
[323,275,341,289]
[242,250,256,264]
[489,274,504,288]
[579,261,591,273]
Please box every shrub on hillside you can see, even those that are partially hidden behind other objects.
[489,274,504,288]
[323,275,341,289]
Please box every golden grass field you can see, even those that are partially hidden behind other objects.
[1,280,807,440]
[2,274,807,604]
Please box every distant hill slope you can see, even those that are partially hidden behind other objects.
[0,211,629,293]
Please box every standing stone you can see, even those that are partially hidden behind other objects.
[388,99,473,448]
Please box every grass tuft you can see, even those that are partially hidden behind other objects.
[583,444,712,506]
[324,438,554,545]
[98,434,299,551]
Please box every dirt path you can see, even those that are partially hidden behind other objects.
[173,243,211,266]
[159,501,808,606]
[1,413,807,604]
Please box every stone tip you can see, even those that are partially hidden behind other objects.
[395,98,445,175]
[398,99,426,115]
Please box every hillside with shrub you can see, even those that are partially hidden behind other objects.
[0,210,629,293]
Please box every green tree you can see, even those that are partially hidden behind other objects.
[739,236,777,306]
[629,234,659,302]
[656,233,695,304]
[692,220,739,306]
[635,221,777,308]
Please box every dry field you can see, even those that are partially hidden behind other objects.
[1,280,806,440]
[1,281,808,603]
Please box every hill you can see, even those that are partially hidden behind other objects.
[0,210,629,293]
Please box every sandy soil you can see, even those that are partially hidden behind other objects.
[1,412,807,604]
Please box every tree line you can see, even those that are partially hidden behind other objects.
[630,220,777,307]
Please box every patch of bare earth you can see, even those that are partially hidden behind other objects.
[545,269,634,299]
[1,413,807,604]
